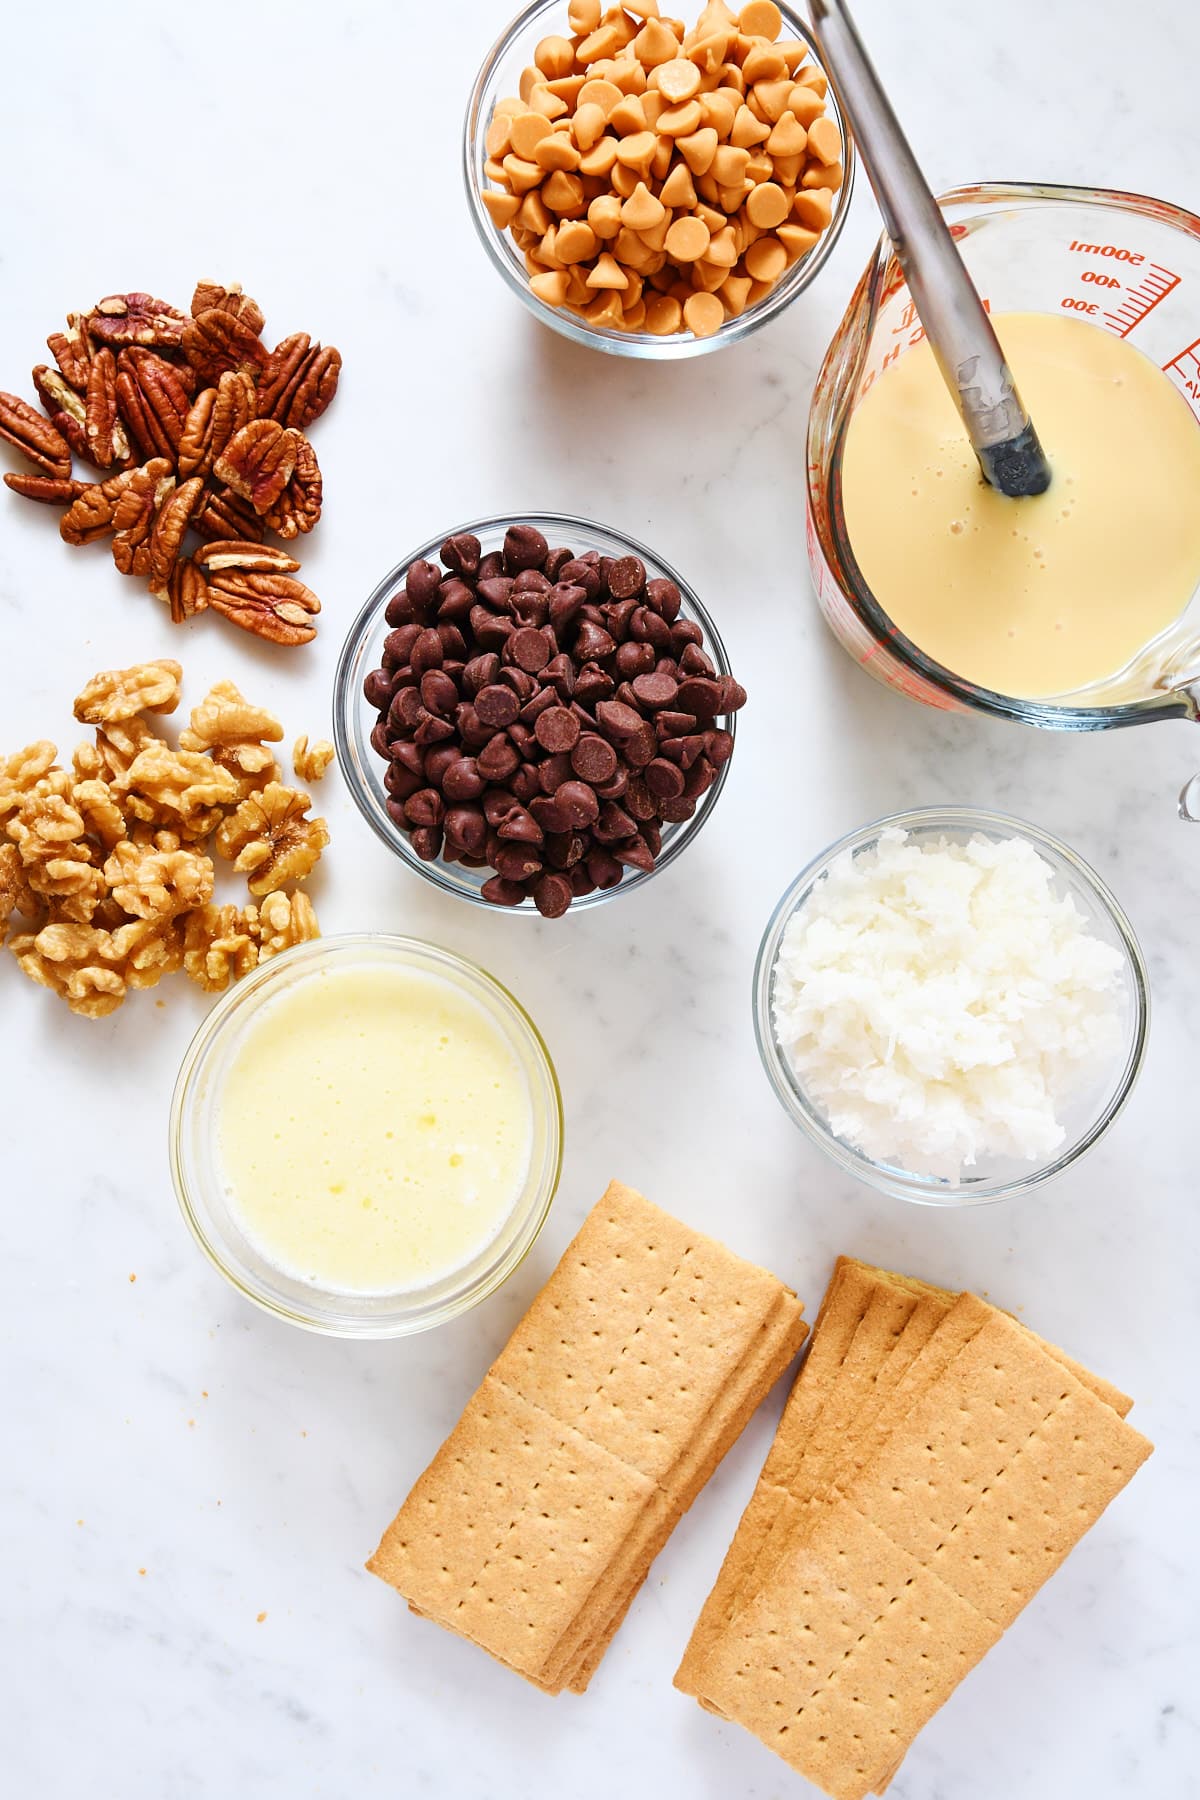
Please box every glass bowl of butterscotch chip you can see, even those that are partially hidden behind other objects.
[464,0,856,357]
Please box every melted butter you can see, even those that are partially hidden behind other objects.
[841,313,1200,698]
[217,965,533,1295]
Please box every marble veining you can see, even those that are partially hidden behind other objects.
[2,0,1198,1795]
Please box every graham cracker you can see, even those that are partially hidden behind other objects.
[688,1299,1152,1798]
[368,1181,806,1693]
[674,1258,881,1695]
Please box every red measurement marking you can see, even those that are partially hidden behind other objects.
[1163,335,1200,400]
[1101,263,1181,336]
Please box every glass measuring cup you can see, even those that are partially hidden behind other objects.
[807,182,1200,729]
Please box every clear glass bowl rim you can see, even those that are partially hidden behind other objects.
[462,0,857,360]
[332,510,737,914]
[752,806,1151,1206]
[169,932,565,1336]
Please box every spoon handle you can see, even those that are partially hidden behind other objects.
[809,0,1052,496]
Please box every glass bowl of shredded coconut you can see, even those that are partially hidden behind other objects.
[754,809,1149,1204]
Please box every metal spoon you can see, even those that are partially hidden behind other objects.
[808,0,1053,498]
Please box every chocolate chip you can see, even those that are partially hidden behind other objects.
[419,669,458,716]
[594,802,637,843]
[440,532,481,577]
[510,626,552,674]
[543,546,574,580]
[557,557,603,597]
[574,663,614,705]
[445,805,488,855]
[658,795,697,824]
[676,677,724,717]
[719,678,748,713]
[442,757,484,801]
[410,628,444,675]
[550,584,587,632]
[405,559,442,612]
[539,752,574,794]
[403,787,444,829]
[645,757,685,799]
[616,641,656,679]
[529,794,573,835]
[630,606,672,649]
[476,575,515,612]
[363,669,393,710]
[498,807,544,845]
[707,728,734,765]
[478,551,504,582]
[475,684,520,729]
[607,555,646,599]
[436,577,475,621]
[614,838,655,873]
[586,848,624,889]
[483,789,520,827]
[594,699,643,741]
[684,756,717,799]
[388,687,424,732]
[508,721,538,760]
[555,780,601,828]
[414,714,454,748]
[477,733,520,781]
[570,732,618,784]
[632,671,679,709]
[385,589,415,628]
[535,707,581,754]
[545,831,587,870]
[481,875,528,906]
[390,739,425,776]
[574,620,616,663]
[531,872,571,918]
[645,576,682,621]
[504,523,549,572]
[384,764,421,803]
[463,652,500,695]
[423,743,461,787]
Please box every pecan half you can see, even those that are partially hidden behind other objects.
[265,430,322,538]
[84,349,131,467]
[206,569,321,646]
[59,465,149,546]
[192,483,265,545]
[0,391,72,478]
[46,314,94,392]
[256,333,342,430]
[168,555,210,624]
[89,292,187,350]
[146,475,205,599]
[194,539,300,576]
[177,367,255,480]
[190,281,265,337]
[4,473,86,504]
[213,419,296,515]
[111,462,176,577]
[30,366,92,464]
[182,308,266,384]
[115,347,191,461]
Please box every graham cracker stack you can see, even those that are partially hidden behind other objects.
[367,1180,809,1694]
[675,1257,1152,1798]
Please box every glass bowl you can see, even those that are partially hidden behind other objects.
[752,809,1150,1206]
[169,934,564,1336]
[334,512,738,913]
[464,0,856,359]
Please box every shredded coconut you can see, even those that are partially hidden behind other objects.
[771,828,1124,1180]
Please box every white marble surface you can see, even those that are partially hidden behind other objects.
[3,2,1199,1795]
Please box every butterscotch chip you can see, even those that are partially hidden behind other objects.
[684,292,726,337]
[793,185,834,229]
[644,293,683,334]
[746,180,790,228]
[530,270,571,305]
[482,189,521,228]
[802,158,844,192]
[657,98,705,136]
[656,56,701,101]
[678,125,720,174]
[740,2,784,38]
[666,215,712,261]
[587,253,629,290]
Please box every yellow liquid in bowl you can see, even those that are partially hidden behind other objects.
[841,312,1200,698]
[217,965,534,1295]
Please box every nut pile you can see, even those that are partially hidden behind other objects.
[364,524,746,916]
[482,0,843,338]
[0,283,342,646]
[1,661,334,1017]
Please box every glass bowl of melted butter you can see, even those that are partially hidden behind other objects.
[170,935,563,1336]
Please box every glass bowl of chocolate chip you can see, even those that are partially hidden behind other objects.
[334,513,746,915]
